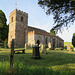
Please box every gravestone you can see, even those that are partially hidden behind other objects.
[48,42,51,49]
[42,45,47,53]
[73,48,75,51]
[67,45,71,51]
[32,45,41,59]
[25,44,27,49]
[41,44,44,50]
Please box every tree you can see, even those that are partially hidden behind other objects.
[0,10,7,28]
[0,10,8,41]
[38,0,75,31]
[72,33,75,47]
[50,29,56,35]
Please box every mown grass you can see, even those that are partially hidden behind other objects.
[0,48,75,75]
[64,42,73,47]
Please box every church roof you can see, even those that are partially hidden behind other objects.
[28,26,50,36]
[27,26,64,41]
[28,26,47,32]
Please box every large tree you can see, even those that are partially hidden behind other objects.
[72,33,75,47]
[38,0,75,31]
[0,10,8,41]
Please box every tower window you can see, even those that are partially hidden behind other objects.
[21,16,23,22]
[11,17,13,22]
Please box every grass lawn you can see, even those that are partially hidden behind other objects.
[64,42,73,47]
[0,48,75,75]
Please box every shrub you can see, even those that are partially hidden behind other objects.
[72,33,75,47]
[4,39,8,48]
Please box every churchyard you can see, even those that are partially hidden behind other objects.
[0,43,75,75]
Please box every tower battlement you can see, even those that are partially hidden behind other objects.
[8,9,28,48]
[10,9,28,16]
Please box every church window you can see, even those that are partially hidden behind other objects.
[21,16,24,22]
[11,17,13,22]
[46,37,47,44]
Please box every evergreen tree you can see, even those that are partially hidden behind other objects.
[0,10,8,41]
[72,33,75,47]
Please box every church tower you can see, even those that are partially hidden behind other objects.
[8,9,28,48]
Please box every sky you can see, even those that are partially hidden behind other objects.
[0,0,75,42]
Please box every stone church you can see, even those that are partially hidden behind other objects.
[8,9,64,48]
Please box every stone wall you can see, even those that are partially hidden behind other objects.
[27,31,35,47]
[8,9,64,48]
[8,9,28,48]
[8,9,16,48]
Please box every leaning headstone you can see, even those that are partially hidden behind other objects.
[10,39,14,73]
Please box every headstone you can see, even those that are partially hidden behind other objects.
[25,44,27,49]
[10,39,14,73]
[32,45,41,59]
[41,44,44,50]
[73,48,75,51]
[67,45,71,51]
[48,42,51,49]
[42,45,47,53]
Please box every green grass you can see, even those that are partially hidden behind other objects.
[64,42,73,46]
[0,48,75,75]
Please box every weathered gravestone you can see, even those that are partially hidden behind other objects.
[25,44,27,49]
[32,45,41,59]
[41,44,44,50]
[67,45,71,51]
[42,45,47,53]
[48,42,51,49]
[10,39,14,73]
[73,48,75,51]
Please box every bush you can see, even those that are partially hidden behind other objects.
[72,33,75,47]
[4,39,8,48]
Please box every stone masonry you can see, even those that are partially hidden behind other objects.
[8,9,64,48]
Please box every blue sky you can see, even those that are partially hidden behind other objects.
[0,0,75,42]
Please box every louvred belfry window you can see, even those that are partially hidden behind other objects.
[21,16,23,22]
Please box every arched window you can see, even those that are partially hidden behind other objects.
[11,17,13,22]
[21,16,23,22]
[46,37,48,44]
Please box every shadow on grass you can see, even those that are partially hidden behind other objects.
[15,52,26,54]
[0,51,75,66]
[0,51,75,74]
[1,64,74,75]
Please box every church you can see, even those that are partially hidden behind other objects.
[8,9,64,48]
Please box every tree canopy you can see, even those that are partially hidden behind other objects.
[50,29,56,35]
[38,0,75,31]
[0,10,8,41]
[0,10,7,28]
[72,33,75,47]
